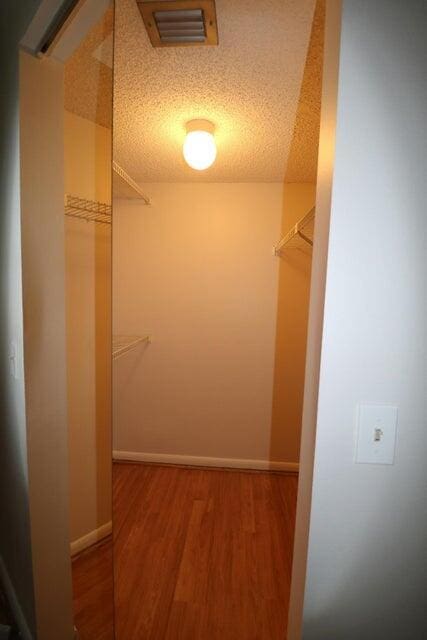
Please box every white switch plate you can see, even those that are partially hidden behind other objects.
[356,404,398,465]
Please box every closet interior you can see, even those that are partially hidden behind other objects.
[63,0,324,638]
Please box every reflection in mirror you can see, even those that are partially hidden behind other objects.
[63,4,115,638]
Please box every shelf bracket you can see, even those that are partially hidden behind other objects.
[297,230,313,246]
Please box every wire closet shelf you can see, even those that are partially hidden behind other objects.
[112,161,150,204]
[113,335,151,360]
[65,195,112,225]
[274,207,315,256]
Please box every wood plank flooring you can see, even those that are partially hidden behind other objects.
[114,462,298,640]
[73,462,298,640]
[72,537,115,640]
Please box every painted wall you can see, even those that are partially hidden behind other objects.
[289,1,427,638]
[113,183,284,467]
[287,2,340,635]
[64,111,112,546]
[0,4,40,637]
[1,3,111,638]
[0,2,76,639]
[20,51,75,640]
[270,184,315,464]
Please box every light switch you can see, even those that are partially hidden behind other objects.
[355,404,398,465]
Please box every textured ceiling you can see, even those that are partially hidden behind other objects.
[64,7,113,128]
[113,0,317,182]
[285,0,325,182]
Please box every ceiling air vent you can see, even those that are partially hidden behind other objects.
[137,1,218,47]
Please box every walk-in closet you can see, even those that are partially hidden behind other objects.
[62,0,324,638]
[7,0,425,638]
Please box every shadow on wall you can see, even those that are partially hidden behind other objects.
[269,184,314,465]
[0,0,38,629]
[269,0,325,466]
[94,222,112,531]
[303,478,427,638]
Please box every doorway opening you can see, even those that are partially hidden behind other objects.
[61,0,324,638]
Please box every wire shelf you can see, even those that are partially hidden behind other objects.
[113,161,150,204]
[65,195,112,225]
[113,335,151,360]
[275,208,315,256]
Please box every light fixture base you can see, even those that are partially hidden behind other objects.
[185,119,215,134]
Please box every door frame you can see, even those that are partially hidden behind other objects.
[17,2,114,639]
[17,1,342,638]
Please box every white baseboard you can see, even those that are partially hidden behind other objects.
[70,521,112,557]
[113,450,299,473]
[0,555,33,640]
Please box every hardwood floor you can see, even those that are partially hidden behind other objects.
[73,462,298,640]
[114,462,298,640]
[72,537,115,640]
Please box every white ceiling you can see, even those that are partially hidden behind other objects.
[113,0,316,182]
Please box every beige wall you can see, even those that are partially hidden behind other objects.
[113,183,284,467]
[288,1,340,629]
[270,184,315,464]
[64,110,112,544]
[20,52,75,640]
[64,110,111,202]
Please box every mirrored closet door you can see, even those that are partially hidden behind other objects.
[63,3,115,638]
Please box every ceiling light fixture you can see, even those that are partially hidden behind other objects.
[183,120,217,171]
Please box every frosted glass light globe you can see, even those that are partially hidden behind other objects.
[183,130,217,171]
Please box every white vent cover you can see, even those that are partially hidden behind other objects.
[137,1,218,47]
[154,9,205,44]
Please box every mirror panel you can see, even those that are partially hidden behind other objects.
[63,4,115,638]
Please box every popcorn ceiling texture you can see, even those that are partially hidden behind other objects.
[63,1,323,183]
[64,7,113,129]
[285,0,325,182]
[114,0,317,182]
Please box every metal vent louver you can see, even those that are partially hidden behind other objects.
[138,1,218,47]
[154,9,205,44]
